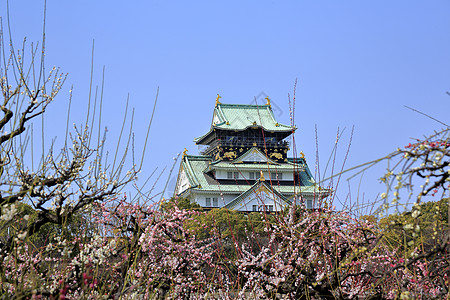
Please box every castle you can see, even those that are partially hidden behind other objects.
[174,96,327,212]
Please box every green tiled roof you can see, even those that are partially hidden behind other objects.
[180,155,211,188]
[194,103,294,143]
[179,155,327,197]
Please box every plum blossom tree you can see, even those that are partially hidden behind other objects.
[0,14,152,297]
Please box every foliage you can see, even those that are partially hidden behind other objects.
[160,197,203,212]
[0,202,90,250]
[379,198,449,255]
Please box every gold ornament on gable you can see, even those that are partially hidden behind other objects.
[270,152,283,160]
[223,151,237,159]
[215,94,222,106]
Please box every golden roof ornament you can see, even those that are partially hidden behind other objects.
[260,170,265,181]
[300,151,305,159]
[215,94,222,106]
[182,148,188,158]
[265,96,271,106]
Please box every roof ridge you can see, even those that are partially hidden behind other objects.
[184,154,213,159]
[217,103,271,109]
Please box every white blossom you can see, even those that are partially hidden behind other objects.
[1,204,17,222]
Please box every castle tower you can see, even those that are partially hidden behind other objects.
[174,97,328,212]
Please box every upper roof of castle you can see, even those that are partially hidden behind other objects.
[194,102,295,144]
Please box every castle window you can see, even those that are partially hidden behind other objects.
[271,172,282,180]
[213,197,219,207]
[265,137,276,145]
[227,172,233,179]
[249,172,260,180]
[206,198,211,207]
[233,172,239,179]
[306,199,313,209]
[226,136,236,144]
[252,205,258,212]
[268,205,274,212]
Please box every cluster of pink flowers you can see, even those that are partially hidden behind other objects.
[404,140,450,149]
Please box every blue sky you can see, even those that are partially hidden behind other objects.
[3,1,450,214]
